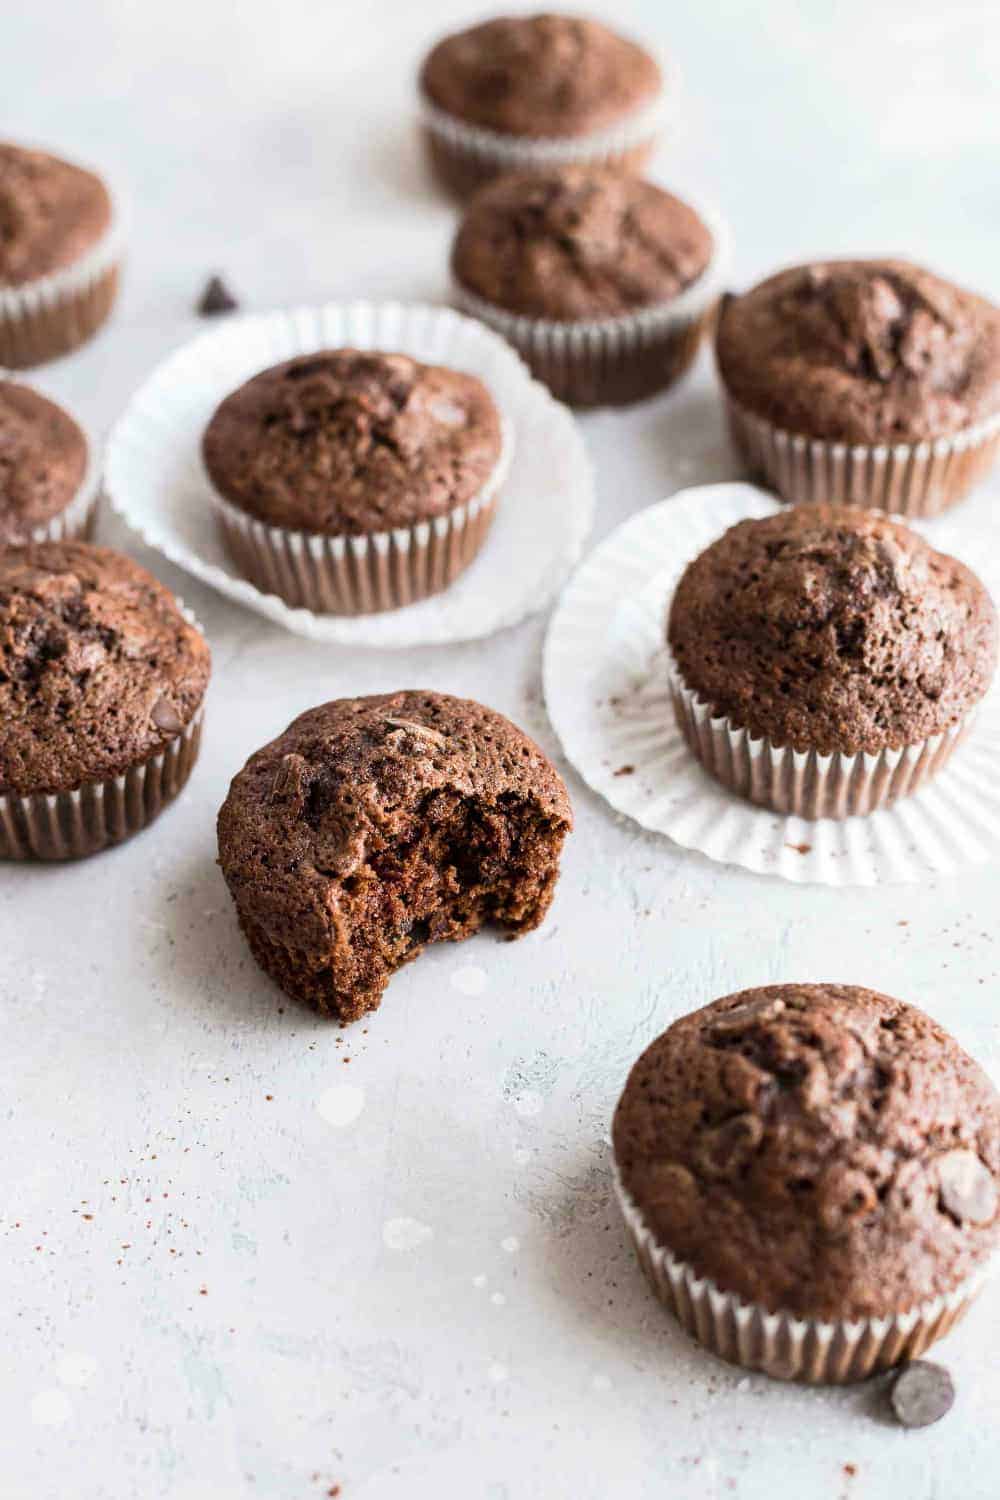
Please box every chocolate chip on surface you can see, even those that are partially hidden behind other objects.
[937,1149,997,1225]
[889,1361,955,1428]
[197,274,239,316]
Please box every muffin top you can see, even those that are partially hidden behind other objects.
[0,143,113,287]
[452,168,713,321]
[217,690,573,956]
[613,984,1000,1322]
[0,542,210,797]
[202,350,504,535]
[716,259,1000,444]
[667,505,997,756]
[420,13,661,138]
[0,380,88,543]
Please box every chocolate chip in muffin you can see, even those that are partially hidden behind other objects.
[613,984,1000,1322]
[217,691,572,1023]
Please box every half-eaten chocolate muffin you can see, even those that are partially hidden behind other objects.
[217,691,573,1021]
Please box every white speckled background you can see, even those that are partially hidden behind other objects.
[4,3,1000,1497]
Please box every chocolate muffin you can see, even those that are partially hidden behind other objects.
[452,167,719,406]
[667,505,997,818]
[0,542,210,859]
[202,349,508,614]
[0,143,121,368]
[613,984,1000,1381]
[0,379,96,544]
[217,691,572,1022]
[419,14,668,198]
[716,260,1000,514]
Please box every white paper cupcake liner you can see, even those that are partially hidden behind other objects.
[106,301,594,647]
[0,168,124,368]
[452,203,730,407]
[668,657,973,821]
[207,417,511,615]
[726,396,1000,517]
[0,708,203,862]
[19,430,101,545]
[0,598,205,861]
[542,482,1000,885]
[613,1170,995,1383]
[419,58,679,195]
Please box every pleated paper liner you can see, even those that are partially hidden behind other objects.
[419,63,678,199]
[668,661,973,820]
[0,177,123,368]
[451,203,731,408]
[106,301,594,647]
[726,397,1000,517]
[0,709,203,861]
[0,599,205,862]
[614,1171,996,1384]
[208,419,510,615]
[542,483,1000,886]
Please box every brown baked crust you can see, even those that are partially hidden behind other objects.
[0,542,211,796]
[420,14,661,139]
[715,260,1000,444]
[0,143,112,287]
[202,350,503,535]
[0,380,87,542]
[452,167,712,321]
[667,505,997,756]
[217,691,573,1022]
[613,984,1000,1322]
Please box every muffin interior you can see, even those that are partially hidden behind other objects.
[239,781,565,1022]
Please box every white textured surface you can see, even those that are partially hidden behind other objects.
[4,2,1000,1499]
[106,301,593,645]
[544,483,1000,885]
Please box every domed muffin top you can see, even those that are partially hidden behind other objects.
[613,984,1000,1321]
[0,542,210,797]
[715,259,1000,444]
[217,690,573,958]
[202,350,503,535]
[0,380,88,543]
[0,143,112,287]
[420,14,661,139]
[667,505,996,756]
[452,167,713,321]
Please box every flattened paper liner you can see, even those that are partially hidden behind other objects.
[0,170,123,368]
[418,58,679,196]
[208,418,511,615]
[542,482,1000,886]
[452,202,731,407]
[726,396,1000,517]
[614,1170,996,1384]
[106,301,594,647]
